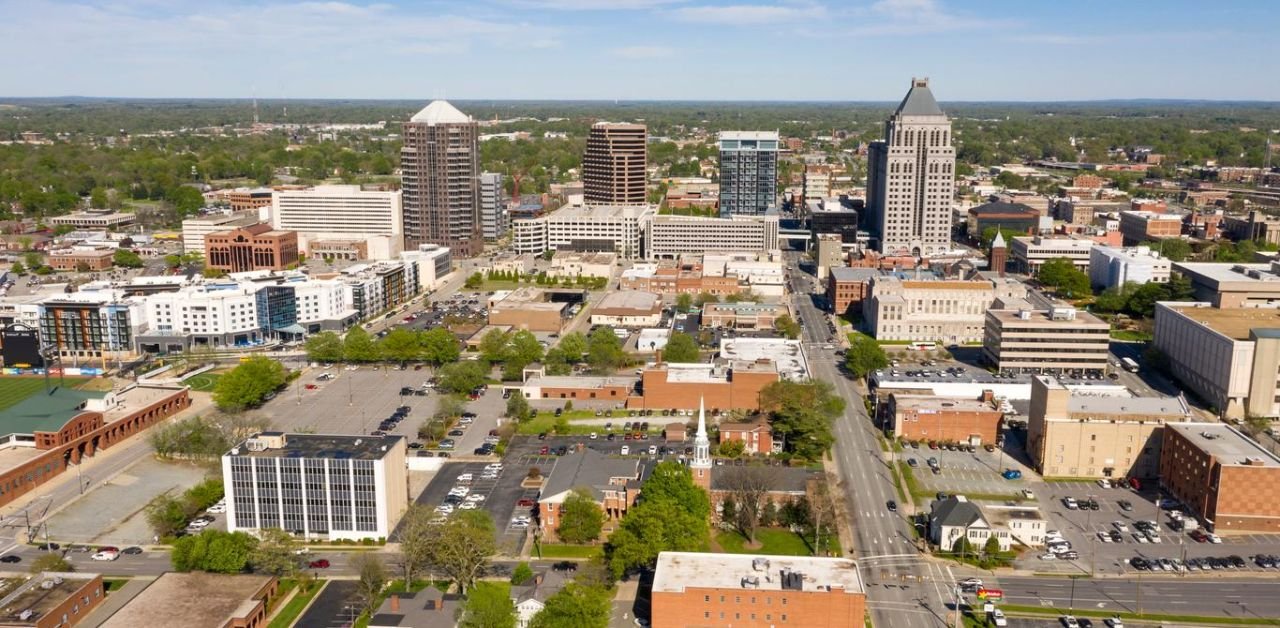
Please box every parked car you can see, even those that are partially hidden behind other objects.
[122,546,144,555]
[91,551,119,562]
[309,559,331,569]
[1001,469,1022,480]
[0,556,21,563]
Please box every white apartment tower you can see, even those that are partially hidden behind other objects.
[867,78,956,258]
[479,172,507,240]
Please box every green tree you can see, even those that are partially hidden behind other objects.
[758,380,845,460]
[505,392,531,420]
[460,582,517,628]
[1092,284,1134,313]
[421,327,461,366]
[717,439,746,458]
[543,348,571,375]
[1163,273,1194,301]
[478,328,513,364]
[1150,238,1191,262]
[342,326,380,362]
[606,500,708,580]
[1125,282,1169,319]
[249,528,299,577]
[89,187,109,208]
[212,356,287,412]
[558,331,588,363]
[8,261,24,275]
[586,326,625,373]
[464,272,483,289]
[844,332,888,378]
[676,292,693,312]
[557,488,606,544]
[22,252,41,270]
[351,553,387,616]
[511,562,534,585]
[113,248,143,268]
[1036,257,1091,298]
[662,332,700,363]
[982,535,1001,557]
[164,253,183,268]
[639,461,711,520]
[423,509,497,595]
[378,328,422,364]
[304,331,344,363]
[29,553,73,574]
[951,536,974,557]
[694,291,719,307]
[171,530,258,573]
[529,583,612,628]
[394,504,438,585]
[437,361,488,395]
[775,314,801,340]
[168,186,206,218]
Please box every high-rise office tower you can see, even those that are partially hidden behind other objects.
[718,131,778,217]
[866,78,955,258]
[479,172,507,240]
[400,100,482,257]
[583,122,648,205]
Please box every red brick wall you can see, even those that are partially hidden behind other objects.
[1211,465,1280,532]
[652,586,865,628]
[33,575,104,628]
[893,408,1001,444]
[720,427,773,454]
[630,369,777,412]
[536,385,632,401]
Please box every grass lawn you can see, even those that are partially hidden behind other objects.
[267,579,324,628]
[0,377,90,412]
[998,603,1277,626]
[1110,329,1152,342]
[515,409,650,436]
[716,528,841,557]
[102,578,130,593]
[537,543,603,559]
[185,372,222,392]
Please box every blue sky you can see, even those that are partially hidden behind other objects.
[1,0,1277,101]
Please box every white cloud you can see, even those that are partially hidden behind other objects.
[609,45,676,58]
[504,0,682,9]
[845,0,1015,36]
[671,2,826,25]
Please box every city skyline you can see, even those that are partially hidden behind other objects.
[1,0,1277,101]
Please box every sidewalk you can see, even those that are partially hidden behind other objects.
[78,577,154,628]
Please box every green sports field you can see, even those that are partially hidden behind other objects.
[0,377,90,413]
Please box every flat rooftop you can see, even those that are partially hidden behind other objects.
[548,204,651,220]
[526,375,638,390]
[653,551,863,594]
[228,433,403,460]
[101,573,273,628]
[0,384,102,436]
[596,291,661,311]
[1168,423,1280,468]
[719,338,809,381]
[987,308,1108,327]
[1067,393,1190,418]
[1172,262,1277,285]
[0,573,98,623]
[1164,303,1280,341]
[891,394,998,413]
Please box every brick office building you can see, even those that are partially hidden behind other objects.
[537,447,641,542]
[0,572,104,628]
[0,383,190,508]
[205,224,299,273]
[47,248,115,272]
[628,360,779,413]
[883,391,1003,445]
[652,552,865,628]
[101,573,277,628]
[717,417,774,454]
[826,267,877,317]
[1160,423,1280,533]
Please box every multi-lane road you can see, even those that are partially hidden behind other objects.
[786,255,961,628]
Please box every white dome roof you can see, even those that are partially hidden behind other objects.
[409,100,470,125]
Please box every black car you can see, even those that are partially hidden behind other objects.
[122,546,143,555]
[36,543,59,551]
[538,433,548,440]
[1117,500,1134,511]
[1130,557,1149,570]
[554,408,563,417]
[448,430,465,437]
[1229,555,1247,568]
[886,500,898,512]
[398,406,411,414]
[0,555,20,563]
[408,442,423,449]
[1108,530,1123,543]
[555,446,568,456]
[607,433,616,441]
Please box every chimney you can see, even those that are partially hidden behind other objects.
[390,595,400,613]
[655,348,663,364]
[981,390,995,404]
[534,573,544,585]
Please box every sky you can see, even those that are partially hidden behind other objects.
[1,0,1278,101]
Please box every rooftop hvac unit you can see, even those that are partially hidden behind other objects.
[1017,310,1032,320]
[741,576,760,589]
[752,557,771,572]
[18,610,33,621]
[246,438,268,452]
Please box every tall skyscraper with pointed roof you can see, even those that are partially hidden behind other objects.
[400,100,482,256]
[866,78,956,259]
[691,396,712,491]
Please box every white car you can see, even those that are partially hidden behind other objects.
[1207,533,1223,544]
[1062,616,1080,628]
[620,446,630,455]
[91,551,118,561]
[459,501,479,510]
[293,547,311,555]
[1022,489,1035,499]
[435,504,455,514]
[1145,532,1162,543]
[1097,478,1112,489]
[1104,617,1124,628]
[456,473,474,483]
[1132,533,1149,544]
[206,504,226,514]
[465,494,486,502]
[1097,531,1113,543]
[590,432,598,440]
[1113,521,1129,532]
[1038,552,1058,561]
[187,519,211,529]
[484,463,503,471]
[991,609,1008,627]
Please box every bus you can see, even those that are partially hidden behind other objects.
[1120,357,1140,373]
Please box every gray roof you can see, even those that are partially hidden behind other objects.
[894,78,945,117]
[710,466,817,494]
[540,447,640,502]
[930,497,986,528]
[830,267,881,281]
[510,570,569,605]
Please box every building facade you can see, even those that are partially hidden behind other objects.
[511,205,654,259]
[826,267,877,317]
[718,131,778,217]
[1119,210,1183,245]
[205,225,300,273]
[1152,302,1280,418]
[645,214,779,259]
[37,291,144,360]
[864,275,1027,345]
[271,185,402,259]
[1088,245,1171,290]
[1027,376,1191,479]
[1009,235,1094,275]
[886,392,1002,445]
[701,302,786,330]
[537,447,640,542]
[182,213,260,256]
[651,552,866,628]
[583,123,647,205]
[223,433,408,541]
[479,172,507,240]
[866,78,956,258]
[1160,423,1280,533]
[983,306,1111,375]
[400,100,482,256]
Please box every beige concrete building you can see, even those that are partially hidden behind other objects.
[983,305,1110,375]
[1027,376,1192,479]
[589,291,662,328]
[1152,302,1280,418]
[864,274,1026,345]
[1009,235,1094,274]
[488,288,576,332]
[1173,261,1280,308]
[547,251,617,279]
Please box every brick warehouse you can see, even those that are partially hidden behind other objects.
[1160,423,1280,533]
[883,391,1003,445]
[0,381,190,508]
[626,360,779,413]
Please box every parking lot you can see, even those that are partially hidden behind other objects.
[1020,479,1280,576]
[902,443,1031,503]
[412,460,541,554]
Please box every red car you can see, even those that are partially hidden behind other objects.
[308,559,330,569]
[517,499,535,508]
[539,446,549,455]
[1189,529,1208,543]
[305,384,318,390]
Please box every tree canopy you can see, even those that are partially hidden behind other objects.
[557,488,605,544]
[171,530,258,573]
[342,327,381,362]
[437,361,488,395]
[1036,257,1091,298]
[304,331,343,363]
[758,380,845,460]
[212,356,287,412]
[529,583,612,628]
[586,327,625,373]
[460,582,516,628]
[662,332,700,363]
[421,327,462,366]
[844,332,888,378]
